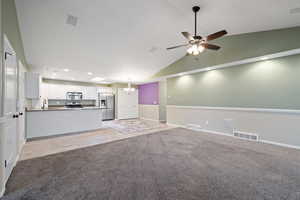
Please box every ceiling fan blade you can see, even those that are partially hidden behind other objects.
[166,44,188,50]
[206,30,227,41]
[201,43,221,50]
[182,32,194,41]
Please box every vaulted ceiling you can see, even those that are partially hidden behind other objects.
[15,0,300,83]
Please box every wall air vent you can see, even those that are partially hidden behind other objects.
[66,14,78,26]
[233,130,259,141]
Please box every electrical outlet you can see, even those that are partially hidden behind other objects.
[206,120,209,125]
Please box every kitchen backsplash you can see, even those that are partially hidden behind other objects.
[48,99,97,107]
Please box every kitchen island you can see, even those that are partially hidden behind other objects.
[26,107,102,139]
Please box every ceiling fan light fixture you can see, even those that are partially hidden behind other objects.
[187,47,193,54]
[192,50,200,56]
[187,44,204,55]
[167,6,227,55]
[198,45,205,53]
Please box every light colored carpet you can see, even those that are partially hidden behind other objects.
[3,128,300,200]
[103,119,166,134]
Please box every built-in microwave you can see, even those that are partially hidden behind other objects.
[66,92,83,101]
[65,92,83,107]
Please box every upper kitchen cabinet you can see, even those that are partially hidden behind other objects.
[83,87,97,100]
[43,83,98,100]
[25,72,41,99]
[97,87,113,94]
[46,83,67,99]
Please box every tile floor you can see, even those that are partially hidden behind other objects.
[20,119,173,161]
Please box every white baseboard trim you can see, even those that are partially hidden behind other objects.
[0,186,5,198]
[260,140,300,150]
[169,122,300,150]
[14,154,20,168]
[190,128,233,137]
[140,117,159,122]
[192,128,300,150]
[166,123,185,128]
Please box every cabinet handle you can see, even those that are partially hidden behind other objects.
[19,112,23,116]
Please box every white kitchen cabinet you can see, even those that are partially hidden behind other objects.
[47,84,67,99]
[44,83,97,100]
[97,87,113,93]
[25,72,41,99]
[117,89,138,119]
[84,87,97,100]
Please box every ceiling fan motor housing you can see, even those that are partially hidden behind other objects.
[192,6,200,13]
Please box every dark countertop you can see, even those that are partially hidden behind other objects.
[26,106,102,112]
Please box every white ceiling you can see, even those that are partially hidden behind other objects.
[15,0,300,84]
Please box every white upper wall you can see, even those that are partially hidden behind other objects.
[15,0,300,83]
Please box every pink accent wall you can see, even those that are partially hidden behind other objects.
[138,82,159,105]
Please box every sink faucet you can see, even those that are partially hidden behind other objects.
[42,99,47,109]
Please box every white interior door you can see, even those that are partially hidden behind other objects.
[117,89,138,119]
[3,36,18,182]
[17,61,26,151]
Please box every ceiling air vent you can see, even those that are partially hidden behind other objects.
[290,8,300,14]
[66,14,78,26]
[149,46,158,53]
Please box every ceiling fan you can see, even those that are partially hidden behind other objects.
[167,6,228,55]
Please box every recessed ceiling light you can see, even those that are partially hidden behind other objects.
[63,68,70,72]
[91,77,104,82]
[87,72,93,75]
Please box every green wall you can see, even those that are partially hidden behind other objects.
[167,54,300,110]
[2,0,28,69]
[155,27,300,78]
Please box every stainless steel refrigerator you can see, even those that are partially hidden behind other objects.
[98,93,115,121]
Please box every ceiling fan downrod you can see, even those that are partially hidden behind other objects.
[192,6,200,37]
